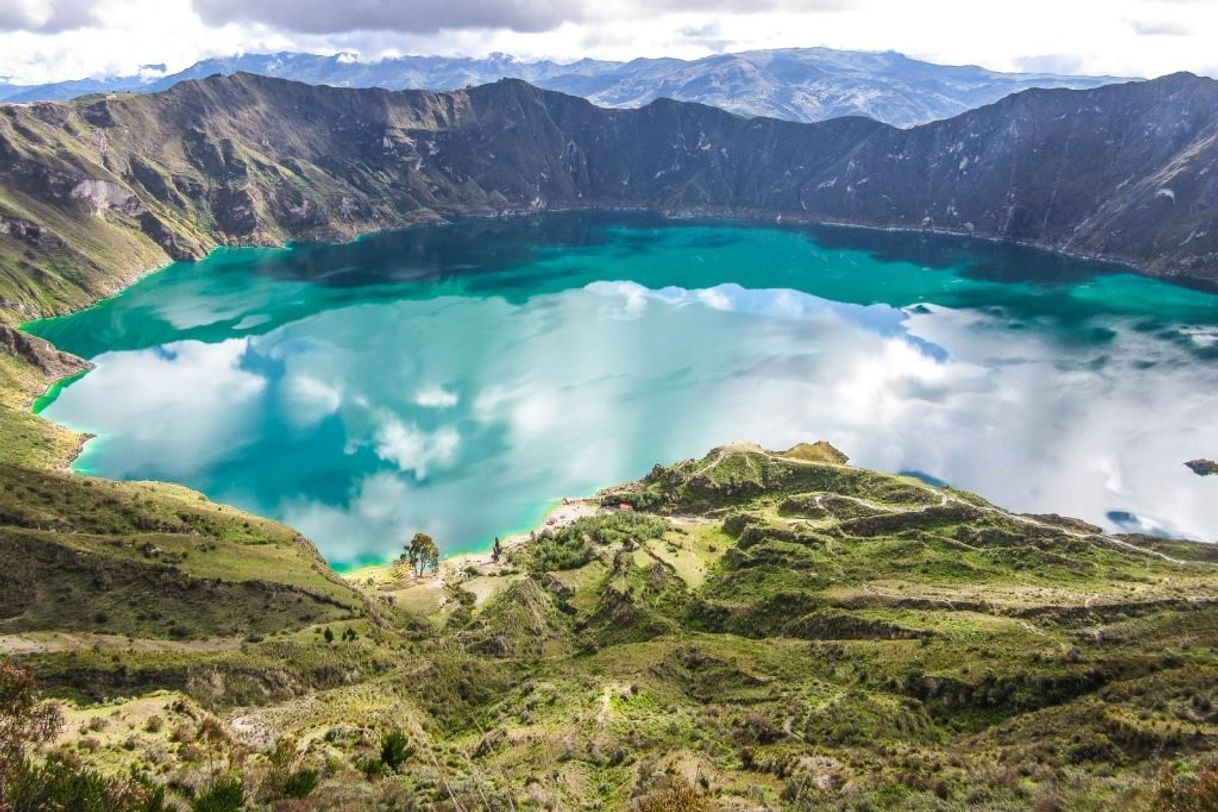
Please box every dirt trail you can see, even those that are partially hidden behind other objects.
[0,631,242,655]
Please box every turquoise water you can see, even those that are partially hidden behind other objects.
[24,213,1218,567]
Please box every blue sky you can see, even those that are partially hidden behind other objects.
[1,0,1215,83]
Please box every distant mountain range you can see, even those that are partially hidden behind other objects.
[0,48,1124,127]
[1,71,1215,323]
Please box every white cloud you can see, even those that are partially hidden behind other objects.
[279,470,444,564]
[0,0,101,32]
[372,415,460,478]
[697,288,735,311]
[1,0,1217,85]
[281,372,341,428]
[192,0,584,35]
[413,386,459,408]
[43,338,267,478]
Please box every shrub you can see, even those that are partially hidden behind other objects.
[282,767,320,798]
[1154,763,1218,811]
[192,776,245,812]
[531,532,592,572]
[636,780,716,811]
[4,756,166,812]
[356,755,384,778]
[380,729,413,771]
[530,513,669,572]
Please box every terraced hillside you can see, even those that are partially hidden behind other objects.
[6,436,1218,809]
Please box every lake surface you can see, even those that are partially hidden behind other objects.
[24,213,1218,567]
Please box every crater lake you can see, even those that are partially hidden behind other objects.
[24,213,1218,568]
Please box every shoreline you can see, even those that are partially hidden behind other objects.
[336,495,576,575]
[340,498,602,593]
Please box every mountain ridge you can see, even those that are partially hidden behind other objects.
[0,46,1125,127]
[1,71,1216,323]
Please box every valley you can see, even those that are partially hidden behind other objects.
[2,211,1217,809]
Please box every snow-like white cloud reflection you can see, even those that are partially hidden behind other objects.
[63,340,266,479]
[47,281,1218,566]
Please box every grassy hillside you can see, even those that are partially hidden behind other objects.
[5,413,1218,808]
[0,337,397,809]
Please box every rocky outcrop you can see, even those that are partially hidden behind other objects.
[0,212,63,251]
[0,325,87,380]
[1186,459,1218,476]
[69,179,144,216]
[1,71,1217,321]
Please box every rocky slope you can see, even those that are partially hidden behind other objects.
[0,47,1119,128]
[1,71,1216,323]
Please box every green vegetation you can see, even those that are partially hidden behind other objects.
[530,512,670,572]
[0,463,366,640]
[1,662,166,811]
[4,372,1218,810]
[379,730,413,772]
[190,776,244,812]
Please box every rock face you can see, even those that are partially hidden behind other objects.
[1,71,1217,319]
[0,48,1120,128]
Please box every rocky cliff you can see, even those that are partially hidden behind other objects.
[1,71,1216,320]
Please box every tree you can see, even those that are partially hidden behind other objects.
[405,532,439,577]
[492,536,503,563]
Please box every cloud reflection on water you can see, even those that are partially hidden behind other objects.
[48,279,1218,566]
